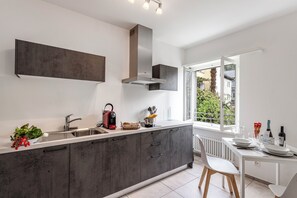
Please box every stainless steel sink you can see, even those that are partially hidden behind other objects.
[41,133,74,142]
[41,128,108,142]
[71,128,107,137]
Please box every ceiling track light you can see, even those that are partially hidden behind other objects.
[128,0,163,15]
[156,3,162,15]
[143,0,150,10]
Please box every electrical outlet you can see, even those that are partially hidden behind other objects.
[254,161,261,167]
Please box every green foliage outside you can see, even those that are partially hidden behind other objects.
[196,87,235,125]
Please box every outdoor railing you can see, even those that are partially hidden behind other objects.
[194,112,235,125]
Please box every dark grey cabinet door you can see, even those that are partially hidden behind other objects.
[180,126,194,165]
[149,65,178,91]
[0,145,69,198]
[15,39,105,82]
[69,138,111,198]
[170,127,183,169]
[109,134,141,193]
[170,126,194,169]
[141,130,171,181]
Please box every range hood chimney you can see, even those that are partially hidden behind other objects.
[122,25,166,85]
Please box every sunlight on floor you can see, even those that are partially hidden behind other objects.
[122,156,274,198]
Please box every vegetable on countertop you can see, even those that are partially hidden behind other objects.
[10,123,44,150]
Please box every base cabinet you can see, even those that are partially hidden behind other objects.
[69,134,141,197]
[0,125,193,197]
[170,127,183,169]
[170,126,193,169]
[140,126,193,181]
[0,145,69,198]
[69,138,111,198]
[180,126,194,165]
[140,130,171,181]
[110,134,141,193]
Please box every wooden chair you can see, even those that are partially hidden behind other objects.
[197,135,240,198]
[269,173,297,198]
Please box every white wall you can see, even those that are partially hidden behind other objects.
[0,0,184,135]
[186,11,297,184]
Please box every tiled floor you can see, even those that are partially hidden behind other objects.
[124,156,274,198]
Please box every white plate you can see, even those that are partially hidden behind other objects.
[264,144,290,155]
[232,142,256,149]
[262,148,294,158]
[232,138,252,147]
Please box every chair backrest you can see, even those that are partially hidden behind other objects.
[196,135,210,168]
[282,173,297,198]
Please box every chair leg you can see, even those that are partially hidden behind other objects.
[203,169,213,198]
[199,166,207,188]
[227,176,233,194]
[230,175,240,198]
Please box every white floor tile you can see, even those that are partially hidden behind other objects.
[161,191,183,198]
[161,171,196,190]
[127,181,172,198]
[186,162,204,177]
[245,180,274,198]
[234,175,254,187]
[175,178,234,198]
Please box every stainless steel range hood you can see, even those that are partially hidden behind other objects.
[122,25,166,85]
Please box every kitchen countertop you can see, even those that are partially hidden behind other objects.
[0,120,193,155]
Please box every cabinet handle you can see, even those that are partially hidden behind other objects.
[112,136,127,141]
[170,128,179,132]
[43,146,67,153]
[150,153,163,158]
[150,142,161,147]
[91,139,108,144]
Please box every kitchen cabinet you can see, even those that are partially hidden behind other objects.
[180,126,194,166]
[109,134,141,193]
[0,125,193,198]
[69,138,111,198]
[15,39,105,82]
[140,129,171,181]
[149,64,178,91]
[0,145,69,198]
[170,126,193,169]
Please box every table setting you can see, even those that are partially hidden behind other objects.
[222,121,297,198]
[231,137,296,157]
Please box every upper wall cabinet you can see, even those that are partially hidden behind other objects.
[149,64,178,91]
[15,40,105,82]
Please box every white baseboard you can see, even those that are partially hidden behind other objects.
[104,165,188,198]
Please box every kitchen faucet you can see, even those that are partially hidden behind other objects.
[64,114,82,131]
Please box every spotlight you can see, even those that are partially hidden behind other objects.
[143,0,150,10]
[156,3,162,15]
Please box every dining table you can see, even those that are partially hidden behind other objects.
[222,138,297,198]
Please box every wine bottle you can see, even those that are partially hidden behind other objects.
[278,126,286,147]
[267,120,273,138]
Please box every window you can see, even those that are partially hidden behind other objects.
[184,56,239,132]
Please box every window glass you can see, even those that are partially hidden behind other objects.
[223,63,236,126]
[188,57,238,131]
[195,67,221,125]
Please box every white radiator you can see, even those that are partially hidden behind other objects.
[194,135,234,162]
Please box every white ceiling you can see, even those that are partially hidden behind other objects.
[43,0,297,48]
